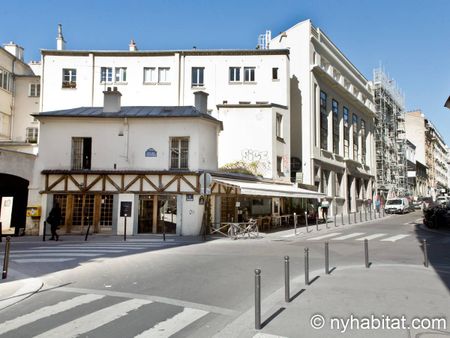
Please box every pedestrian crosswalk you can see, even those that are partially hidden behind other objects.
[307,232,411,242]
[0,291,211,338]
[5,240,191,264]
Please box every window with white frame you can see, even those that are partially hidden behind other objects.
[320,90,328,150]
[170,137,189,169]
[0,68,12,91]
[276,113,283,140]
[26,127,38,143]
[332,99,339,154]
[352,114,359,160]
[143,67,157,83]
[244,67,255,82]
[191,67,204,87]
[62,68,77,88]
[158,67,170,83]
[115,67,127,82]
[229,67,240,82]
[361,119,366,165]
[343,106,349,158]
[101,67,113,83]
[29,83,40,97]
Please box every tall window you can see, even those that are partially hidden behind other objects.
[272,68,279,80]
[320,90,328,150]
[343,106,349,158]
[332,99,339,154]
[143,67,156,83]
[115,67,127,82]
[62,68,77,88]
[170,137,189,169]
[26,127,38,143]
[158,67,170,83]
[335,173,343,197]
[352,114,359,160]
[276,113,283,140]
[321,170,329,195]
[29,83,40,97]
[229,67,240,82]
[244,67,255,82]
[71,137,92,170]
[277,156,283,175]
[0,68,11,91]
[101,67,113,83]
[192,67,204,87]
[361,119,366,165]
[100,195,114,227]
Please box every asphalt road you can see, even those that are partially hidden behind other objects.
[0,210,449,337]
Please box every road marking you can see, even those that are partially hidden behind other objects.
[331,233,365,240]
[11,253,102,258]
[40,246,150,250]
[380,234,410,242]
[253,334,288,338]
[0,294,104,335]
[13,258,75,263]
[135,307,208,337]
[11,249,125,254]
[33,299,152,338]
[356,234,387,241]
[307,233,342,240]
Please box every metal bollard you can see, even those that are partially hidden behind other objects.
[334,213,337,227]
[341,212,344,226]
[84,223,91,241]
[42,221,47,242]
[294,213,297,236]
[255,269,261,330]
[284,256,290,302]
[360,208,362,222]
[305,211,311,233]
[325,242,329,274]
[364,239,369,268]
[354,211,357,223]
[124,217,127,241]
[325,214,329,229]
[374,209,377,219]
[365,208,368,221]
[304,248,310,286]
[423,239,429,267]
[316,216,319,231]
[348,212,351,224]
[2,236,11,279]
[369,208,372,220]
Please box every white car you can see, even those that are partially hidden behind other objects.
[385,198,410,214]
[436,196,449,206]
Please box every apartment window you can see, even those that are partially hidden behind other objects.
[0,68,11,91]
[100,195,114,227]
[272,67,279,80]
[71,137,92,170]
[143,67,157,83]
[361,119,366,165]
[29,83,40,97]
[343,106,349,158]
[277,156,283,175]
[115,67,127,82]
[229,67,240,82]
[101,67,113,83]
[158,67,170,83]
[170,137,189,169]
[352,114,359,160]
[26,127,38,143]
[62,68,77,88]
[335,173,343,197]
[332,99,339,154]
[191,67,204,87]
[244,67,255,82]
[321,170,329,195]
[276,113,283,140]
[320,90,328,150]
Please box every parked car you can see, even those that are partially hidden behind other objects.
[423,202,450,229]
[385,198,410,214]
[411,200,422,210]
[435,196,449,206]
[419,197,435,212]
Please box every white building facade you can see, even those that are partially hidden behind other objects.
[270,20,377,214]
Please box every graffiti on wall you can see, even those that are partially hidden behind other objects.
[241,149,272,176]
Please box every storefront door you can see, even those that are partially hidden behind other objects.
[138,196,154,233]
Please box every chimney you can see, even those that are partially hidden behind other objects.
[194,91,209,114]
[3,42,24,61]
[56,24,66,51]
[103,87,122,113]
[129,39,138,51]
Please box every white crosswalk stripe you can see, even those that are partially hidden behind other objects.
[331,233,365,240]
[13,258,74,263]
[380,234,410,242]
[0,294,104,335]
[135,307,208,337]
[307,233,342,240]
[33,299,152,338]
[356,234,387,241]
[11,249,125,253]
[12,253,102,258]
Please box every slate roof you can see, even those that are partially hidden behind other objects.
[35,106,222,127]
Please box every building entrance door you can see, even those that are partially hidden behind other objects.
[138,196,154,233]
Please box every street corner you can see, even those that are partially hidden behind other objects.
[0,272,43,311]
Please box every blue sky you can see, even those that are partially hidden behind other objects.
[2,0,449,143]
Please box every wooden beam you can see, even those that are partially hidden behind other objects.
[105,175,121,192]
[124,175,140,191]
[85,175,102,191]
[180,175,198,193]
[68,175,82,191]
[142,176,160,192]
[160,175,178,192]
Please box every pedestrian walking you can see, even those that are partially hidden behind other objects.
[375,199,381,213]
[320,198,329,221]
[47,202,62,241]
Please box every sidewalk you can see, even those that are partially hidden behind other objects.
[216,264,450,337]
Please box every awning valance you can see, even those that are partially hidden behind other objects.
[213,178,325,198]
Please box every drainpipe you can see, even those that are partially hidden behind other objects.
[124,117,129,161]
[10,58,16,140]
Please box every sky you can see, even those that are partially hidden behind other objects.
[1,0,450,144]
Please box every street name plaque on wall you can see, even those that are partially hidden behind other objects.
[145,148,157,157]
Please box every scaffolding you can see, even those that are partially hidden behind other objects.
[373,67,408,199]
